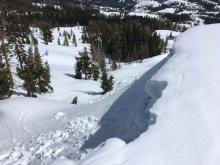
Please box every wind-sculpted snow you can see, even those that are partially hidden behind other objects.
[83,56,169,149]
[80,24,220,165]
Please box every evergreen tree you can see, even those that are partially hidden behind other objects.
[40,61,53,93]
[92,64,100,81]
[63,30,66,37]
[70,29,73,36]
[17,46,36,97]
[74,57,82,79]
[111,60,117,70]
[0,40,14,88]
[100,69,114,94]
[40,23,53,45]
[72,34,77,47]
[31,35,38,45]
[80,48,92,79]
[13,38,27,73]
[67,33,71,40]
[81,33,88,43]
[63,36,69,46]
[26,36,31,44]
[0,52,11,99]
[34,46,53,93]
[57,37,61,45]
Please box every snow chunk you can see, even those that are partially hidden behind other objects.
[49,158,77,165]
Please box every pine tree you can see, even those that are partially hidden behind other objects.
[63,30,66,37]
[0,52,11,99]
[34,46,53,93]
[26,36,31,44]
[17,46,36,97]
[100,69,114,94]
[63,36,69,46]
[31,35,38,45]
[74,57,82,79]
[81,33,88,43]
[111,60,117,70]
[40,23,53,45]
[80,48,92,79]
[70,29,73,36]
[72,34,77,47]
[0,40,14,88]
[40,61,53,93]
[14,38,27,73]
[67,33,71,40]
[92,64,100,81]
[57,37,61,45]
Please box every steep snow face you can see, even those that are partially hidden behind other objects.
[80,24,220,165]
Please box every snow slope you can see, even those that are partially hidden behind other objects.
[0,53,167,164]
[80,24,220,165]
[0,26,178,164]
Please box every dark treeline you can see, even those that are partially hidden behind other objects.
[3,0,177,29]
[161,13,191,23]
[202,14,220,24]
[85,18,167,63]
[28,5,100,26]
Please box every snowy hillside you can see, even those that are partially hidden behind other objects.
[0,56,166,165]
[0,26,173,164]
[12,27,167,105]
[79,24,220,165]
[92,0,220,25]
[2,20,220,165]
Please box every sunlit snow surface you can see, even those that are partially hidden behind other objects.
[0,27,172,164]
[80,24,220,165]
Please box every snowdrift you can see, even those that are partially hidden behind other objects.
[80,24,220,165]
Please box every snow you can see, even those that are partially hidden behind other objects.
[158,8,176,14]
[134,0,160,8]
[128,11,159,18]
[156,30,180,50]
[0,54,166,164]
[79,24,220,165]
[49,159,77,165]
[5,22,220,165]
[0,26,169,164]
[156,30,180,40]
[2,17,220,165]
[99,10,120,17]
